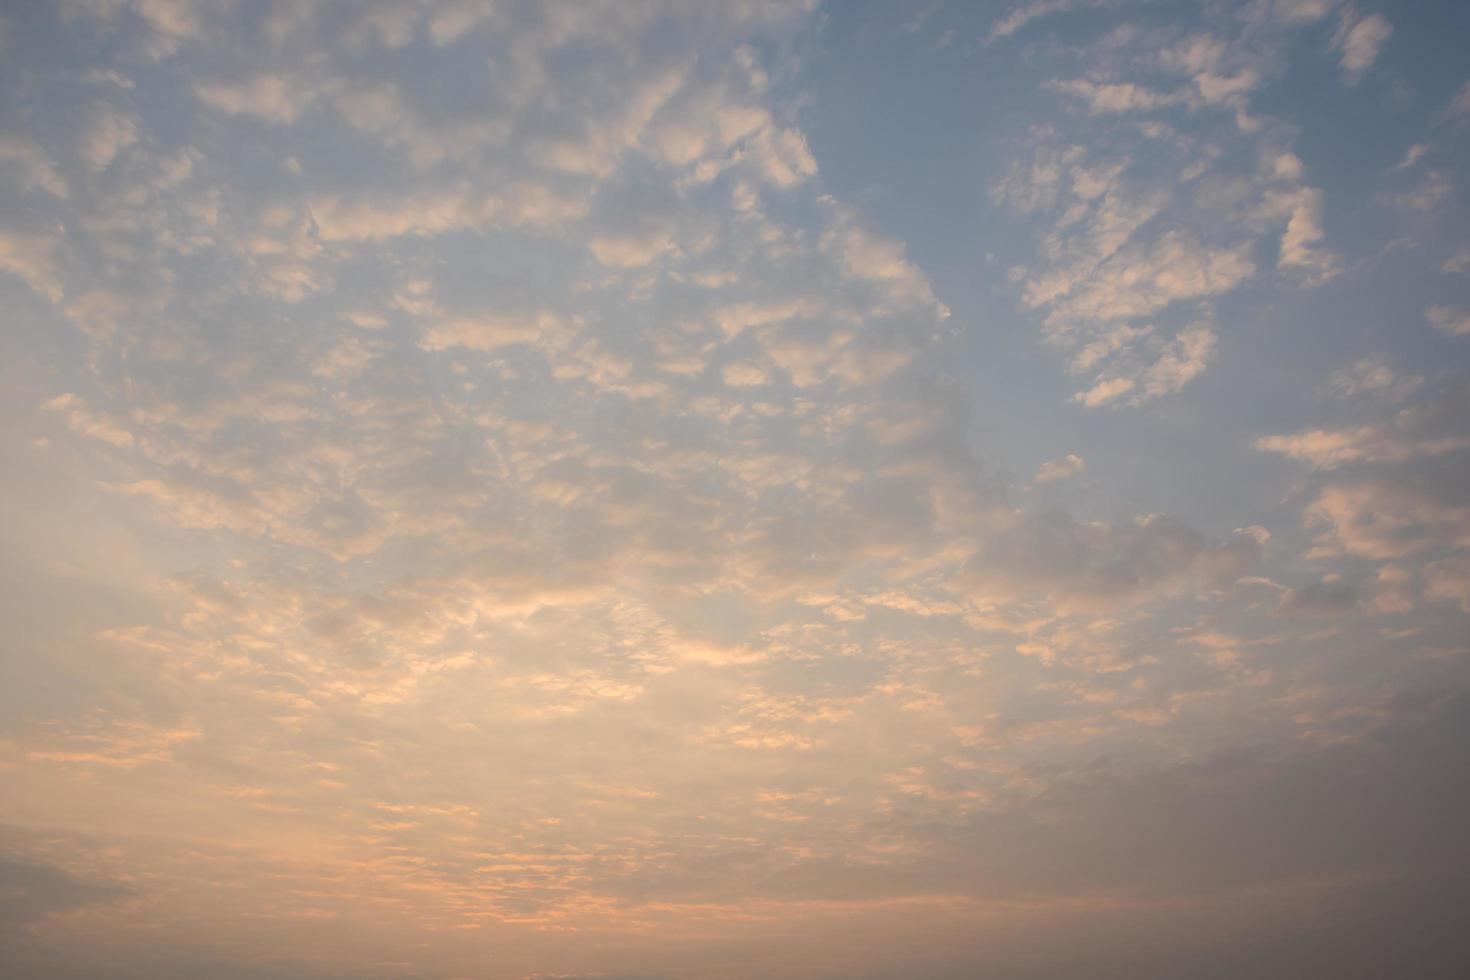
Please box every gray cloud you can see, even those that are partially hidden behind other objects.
[0,857,129,930]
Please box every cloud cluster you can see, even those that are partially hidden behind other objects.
[991,5,1363,405]
[0,2,1465,978]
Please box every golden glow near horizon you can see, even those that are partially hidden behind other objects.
[2,2,1469,978]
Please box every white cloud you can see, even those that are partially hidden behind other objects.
[1392,172,1454,212]
[1138,323,1216,401]
[1035,453,1086,483]
[1333,11,1392,78]
[195,74,311,123]
[987,0,1075,42]
[1329,355,1422,400]
[1274,187,1339,282]
[589,229,675,268]
[427,1,499,46]
[420,311,565,351]
[42,393,135,447]
[79,109,137,170]
[1303,479,1470,559]
[1257,426,1470,469]
[1261,386,1470,560]
[309,185,585,242]
[1273,0,1334,22]
[0,136,68,197]
[821,207,946,315]
[1000,54,1339,403]
[1393,143,1430,171]
[1074,375,1136,407]
[1450,80,1470,119]
[1428,306,1470,338]
[1048,79,1187,114]
[1257,391,1470,469]
[0,228,62,302]
[722,360,772,387]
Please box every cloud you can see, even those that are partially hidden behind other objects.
[0,228,62,302]
[1041,231,1251,338]
[1393,143,1430,171]
[987,0,1077,42]
[1256,427,1469,470]
[1075,375,1136,407]
[1035,453,1086,483]
[589,230,675,268]
[1302,470,1470,559]
[42,393,136,447]
[1428,306,1470,338]
[2,3,1468,978]
[1333,11,1392,78]
[1275,186,1339,282]
[195,74,311,123]
[0,857,129,929]
[1425,558,1470,613]
[79,108,137,170]
[0,136,68,197]
[1329,355,1422,401]
[1450,80,1470,119]
[963,513,1265,609]
[1256,385,1470,469]
[1258,385,1470,564]
[1271,0,1333,22]
[420,311,566,351]
[1048,79,1188,115]
[1277,576,1363,616]
[309,185,586,242]
[998,84,1335,404]
[1136,322,1216,401]
[821,203,946,315]
[1392,172,1454,212]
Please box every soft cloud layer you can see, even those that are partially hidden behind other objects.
[1,1,1468,978]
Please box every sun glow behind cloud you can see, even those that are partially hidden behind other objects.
[2,2,1469,978]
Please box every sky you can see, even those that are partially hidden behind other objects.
[2,1,1469,977]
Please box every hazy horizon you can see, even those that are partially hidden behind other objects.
[2,1,1469,978]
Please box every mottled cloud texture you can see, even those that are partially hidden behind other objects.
[2,1,1469,978]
